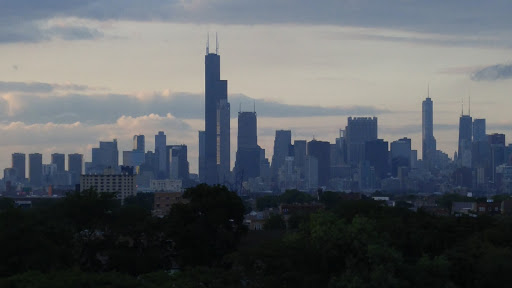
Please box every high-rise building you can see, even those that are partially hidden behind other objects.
[293,140,307,177]
[198,131,206,183]
[90,139,119,173]
[391,138,412,177]
[271,130,292,178]
[11,153,26,182]
[235,111,260,181]
[364,139,389,179]
[345,117,378,165]
[473,119,486,142]
[155,131,167,178]
[422,97,437,170]
[204,36,230,184]
[133,135,145,153]
[51,153,65,172]
[68,153,83,185]
[29,153,43,187]
[307,140,331,187]
[167,145,189,181]
[489,133,505,146]
[458,115,473,167]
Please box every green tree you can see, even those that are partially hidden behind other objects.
[166,184,246,267]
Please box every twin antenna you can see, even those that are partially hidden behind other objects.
[206,32,219,54]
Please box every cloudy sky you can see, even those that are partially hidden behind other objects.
[1,0,512,173]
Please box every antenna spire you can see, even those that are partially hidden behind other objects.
[469,93,471,116]
[428,83,430,98]
[239,103,241,113]
[215,32,219,54]
[461,98,464,116]
[206,33,209,54]
[253,100,256,113]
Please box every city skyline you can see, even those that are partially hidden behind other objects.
[1,1,512,174]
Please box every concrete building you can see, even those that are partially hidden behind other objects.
[80,170,136,203]
[90,139,119,173]
[150,179,183,192]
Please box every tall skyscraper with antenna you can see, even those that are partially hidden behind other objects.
[422,89,436,170]
[458,98,472,167]
[204,33,230,184]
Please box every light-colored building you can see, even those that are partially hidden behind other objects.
[150,179,183,192]
[80,172,136,203]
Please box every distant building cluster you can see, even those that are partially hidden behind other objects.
[2,40,512,199]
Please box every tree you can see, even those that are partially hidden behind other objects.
[166,184,246,267]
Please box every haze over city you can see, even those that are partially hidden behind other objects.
[1,1,512,173]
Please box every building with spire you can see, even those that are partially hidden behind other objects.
[458,99,473,168]
[204,34,230,184]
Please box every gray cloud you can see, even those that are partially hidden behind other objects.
[0,81,94,93]
[1,1,512,44]
[471,64,512,81]
[0,84,388,124]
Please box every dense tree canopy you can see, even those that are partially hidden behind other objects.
[2,187,512,287]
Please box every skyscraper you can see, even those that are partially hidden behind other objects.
[155,131,167,178]
[198,131,206,183]
[51,153,65,172]
[422,97,437,170]
[345,117,378,165]
[11,153,26,182]
[271,130,292,178]
[204,35,230,184]
[90,139,119,173]
[29,153,43,187]
[235,111,260,180]
[68,153,83,185]
[307,140,331,187]
[133,135,145,153]
[458,115,473,167]
[473,119,486,142]
[167,145,190,181]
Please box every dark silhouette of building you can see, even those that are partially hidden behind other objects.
[68,153,83,185]
[422,96,436,170]
[293,140,307,177]
[458,114,473,167]
[204,35,230,184]
[235,111,260,181]
[391,138,411,177]
[133,135,145,153]
[364,139,389,179]
[166,145,189,181]
[345,117,378,165]
[90,139,119,173]
[155,131,167,179]
[29,153,43,187]
[11,153,26,182]
[198,131,206,182]
[271,130,292,178]
[51,153,65,172]
[307,140,331,187]
[473,118,486,142]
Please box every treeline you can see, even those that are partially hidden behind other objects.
[2,188,512,287]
